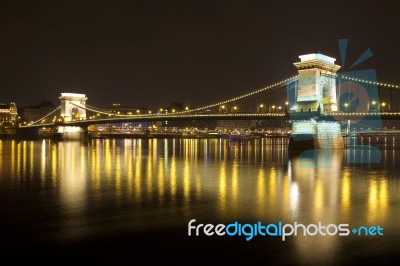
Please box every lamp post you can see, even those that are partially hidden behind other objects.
[371,100,376,112]
[381,102,386,112]
[220,105,226,113]
[344,102,349,112]
[258,104,264,113]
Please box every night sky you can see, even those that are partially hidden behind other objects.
[1,0,399,109]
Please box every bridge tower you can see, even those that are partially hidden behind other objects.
[56,93,88,140]
[289,53,344,150]
[59,93,88,122]
[293,53,340,113]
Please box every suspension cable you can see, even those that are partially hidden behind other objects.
[31,106,61,125]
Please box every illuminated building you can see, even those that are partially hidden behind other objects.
[0,102,17,125]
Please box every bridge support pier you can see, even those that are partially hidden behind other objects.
[54,126,88,140]
[289,121,343,150]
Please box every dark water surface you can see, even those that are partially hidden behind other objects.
[0,138,399,264]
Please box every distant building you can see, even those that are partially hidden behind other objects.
[0,102,18,125]
[18,101,57,123]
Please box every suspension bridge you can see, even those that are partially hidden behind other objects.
[18,53,400,147]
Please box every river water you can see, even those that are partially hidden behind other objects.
[0,138,399,264]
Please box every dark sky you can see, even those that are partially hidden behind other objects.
[1,0,399,109]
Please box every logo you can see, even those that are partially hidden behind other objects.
[188,219,384,241]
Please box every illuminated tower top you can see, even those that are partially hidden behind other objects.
[59,93,88,122]
[293,53,341,113]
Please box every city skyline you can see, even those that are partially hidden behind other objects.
[1,0,400,109]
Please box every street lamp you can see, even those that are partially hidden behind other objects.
[233,106,238,112]
[344,102,349,112]
[259,104,264,113]
[285,101,289,113]
[271,105,276,112]
[371,100,376,111]
[381,102,386,112]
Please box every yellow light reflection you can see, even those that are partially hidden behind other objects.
[202,139,208,160]
[41,140,47,184]
[281,172,290,217]
[183,159,190,205]
[134,141,142,202]
[313,178,324,220]
[127,144,134,196]
[97,140,102,189]
[146,150,153,196]
[51,143,57,182]
[367,178,389,223]
[158,156,165,202]
[16,140,21,179]
[59,142,87,216]
[268,167,277,209]
[193,139,198,161]
[10,140,15,177]
[105,139,112,178]
[170,156,177,201]
[379,179,388,219]
[289,182,299,218]
[256,169,266,216]
[340,170,351,219]
[115,151,121,198]
[214,141,218,158]
[218,162,227,217]
[231,163,238,211]
[22,141,27,179]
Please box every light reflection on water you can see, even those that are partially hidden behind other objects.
[0,138,399,263]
